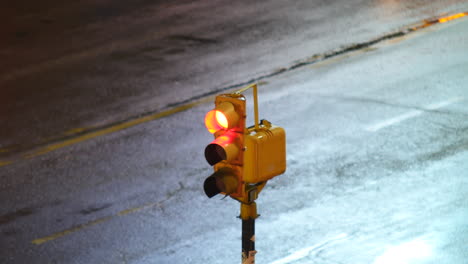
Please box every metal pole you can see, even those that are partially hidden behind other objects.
[242,218,255,264]
[240,202,257,264]
[252,84,260,132]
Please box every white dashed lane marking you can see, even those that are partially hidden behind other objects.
[365,97,464,132]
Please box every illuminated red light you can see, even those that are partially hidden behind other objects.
[205,110,228,133]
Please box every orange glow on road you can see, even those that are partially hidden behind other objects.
[438,13,466,23]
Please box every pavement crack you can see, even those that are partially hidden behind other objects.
[0,207,35,225]
[417,139,468,163]
[165,181,186,200]
[169,34,219,45]
[319,94,413,110]
[79,203,113,215]
[319,94,465,116]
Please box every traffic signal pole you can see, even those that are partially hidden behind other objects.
[203,83,286,264]
[242,218,255,263]
[237,84,259,264]
[241,202,258,264]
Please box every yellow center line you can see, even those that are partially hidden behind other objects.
[438,12,467,23]
[0,160,13,166]
[32,216,113,245]
[32,201,164,245]
[0,96,214,167]
[25,100,208,159]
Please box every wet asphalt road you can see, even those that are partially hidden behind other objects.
[1,1,468,264]
[1,0,466,154]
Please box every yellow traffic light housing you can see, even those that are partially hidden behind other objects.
[203,83,286,201]
[204,94,246,198]
[243,120,286,183]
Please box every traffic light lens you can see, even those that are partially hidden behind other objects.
[216,111,228,129]
[205,110,228,133]
[204,168,238,198]
[205,134,239,165]
[205,143,226,165]
[205,102,240,133]
[204,176,221,198]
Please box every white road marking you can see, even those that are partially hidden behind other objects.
[424,97,464,110]
[269,233,348,264]
[366,110,423,132]
[365,97,464,132]
[373,236,433,264]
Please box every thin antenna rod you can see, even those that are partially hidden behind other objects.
[235,83,260,131]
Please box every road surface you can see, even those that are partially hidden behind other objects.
[1,1,468,263]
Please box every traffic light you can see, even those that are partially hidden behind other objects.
[203,94,246,198]
[203,86,286,201]
[203,84,286,264]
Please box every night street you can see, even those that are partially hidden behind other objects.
[1,1,468,263]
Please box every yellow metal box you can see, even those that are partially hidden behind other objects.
[243,124,286,183]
